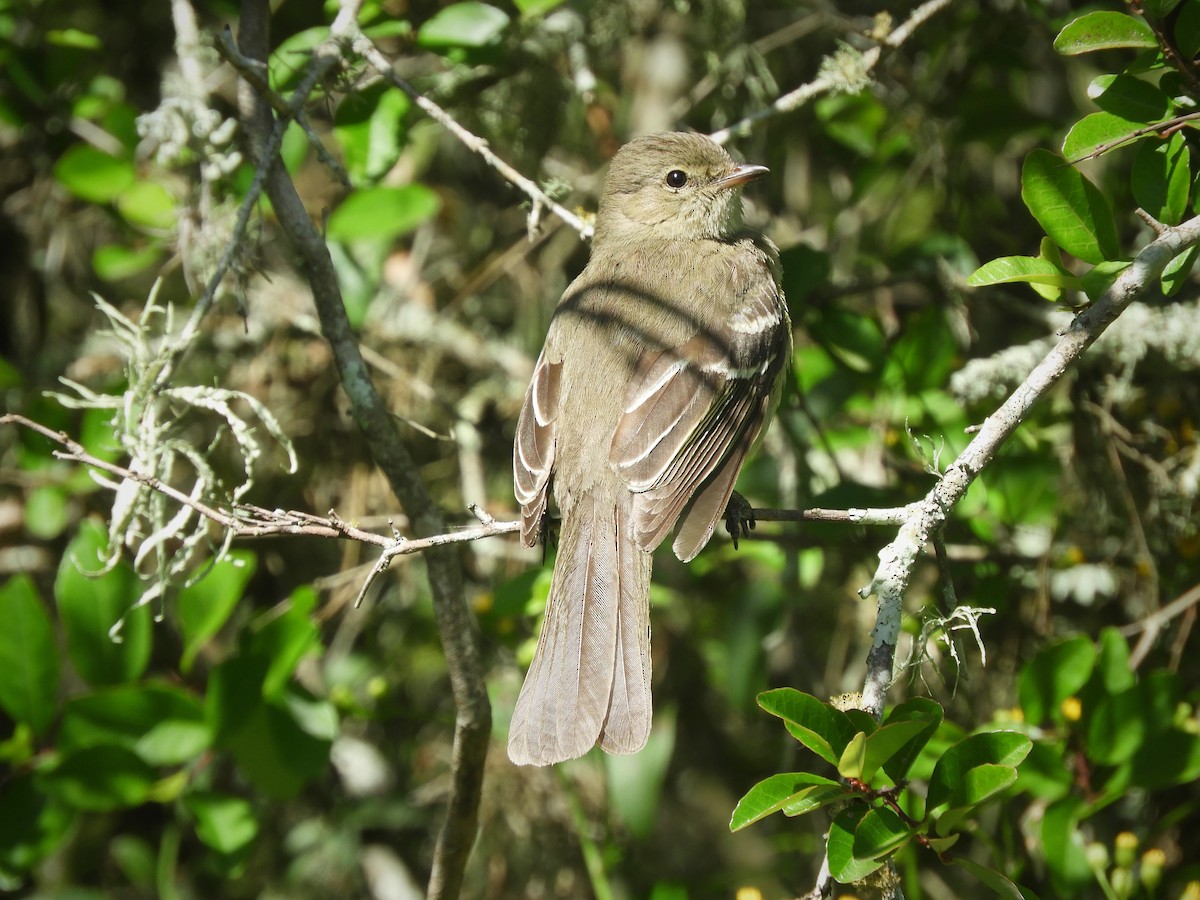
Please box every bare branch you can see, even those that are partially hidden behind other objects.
[709,0,952,144]
[335,22,594,239]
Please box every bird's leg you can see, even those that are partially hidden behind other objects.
[723,491,756,549]
[540,511,561,564]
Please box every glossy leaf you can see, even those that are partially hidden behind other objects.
[326,185,441,242]
[756,689,857,765]
[417,2,509,48]
[55,521,151,686]
[927,731,1032,815]
[852,805,912,860]
[729,772,843,831]
[1018,635,1096,724]
[1021,149,1119,264]
[0,575,60,736]
[880,697,944,783]
[1062,112,1148,161]
[1162,244,1199,296]
[1089,74,1172,122]
[840,719,932,783]
[965,255,1078,289]
[1053,11,1156,55]
[177,550,256,673]
[827,808,885,882]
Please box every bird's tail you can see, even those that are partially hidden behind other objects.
[508,491,653,766]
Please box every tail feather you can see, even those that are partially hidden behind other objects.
[508,494,653,766]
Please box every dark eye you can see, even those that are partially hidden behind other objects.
[665,169,688,188]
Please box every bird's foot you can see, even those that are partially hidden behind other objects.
[723,491,756,550]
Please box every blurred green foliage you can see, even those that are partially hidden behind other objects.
[1,0,1200,898]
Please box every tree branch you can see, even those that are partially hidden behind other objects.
[233,3,490,897]
[708,0,953,145]
[858,213,1200,716]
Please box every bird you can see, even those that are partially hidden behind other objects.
[509,131,791,766]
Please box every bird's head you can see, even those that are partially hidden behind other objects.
[593,132,768,244]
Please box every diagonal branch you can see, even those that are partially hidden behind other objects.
[857,213,1200,716]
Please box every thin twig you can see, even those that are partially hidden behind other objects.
[709,0,952,144]
[337,24,593,239]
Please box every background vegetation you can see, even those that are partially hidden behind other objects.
[1,0,1198,897]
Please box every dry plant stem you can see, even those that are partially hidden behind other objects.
[859,213,1200,717]
[235,3,488,899]
[708,0,953,144]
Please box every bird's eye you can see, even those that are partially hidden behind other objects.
[665,169,688,188]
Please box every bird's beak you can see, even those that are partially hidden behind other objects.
[713,163,769,190]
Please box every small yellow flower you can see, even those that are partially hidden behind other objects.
[735,888,763,900]
[1061,696,1082,722]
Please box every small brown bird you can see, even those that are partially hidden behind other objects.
[510,132,790,766]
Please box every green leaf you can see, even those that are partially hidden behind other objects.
[842,719,932,783]
[55,521,151,686]
[827,808,885,882]
[1021,149,1119,264]
[184,793,259,854]
[1062,112,1149,162]
[1092,627,1135,694]
[756,688,857,766]
[92,243,163,281]
[965,255,1079,289]
[927,731,1032,815]
[811,306,886,373]
[24,485,69,539]
[1018,635,1096,724]
[853,805,912,860]
[58,683,210,766]
[40,745,157,811]
[1177,0,1200,58]
[1080,259,1132,302]
[953,858,1026,900]
[515,0,567,15]
[333,85,410,184]
[115,180,177,230]
[177,551,256,673]
[0,575,60,736]
[1089,74,1172,123]
[0,773,75,875]
[53,145,135,203]
[1128,728,1200,789]
[1053,11,1157,55]
[838,731,868,780]
[880,697,944,783]
[248,588,319,698]
[326,185,441,242]
[1040,796,1092,892]
[729,772,843,831]
[418,2,510,48]
[47,28,102,49]
[1161,244,1199,296]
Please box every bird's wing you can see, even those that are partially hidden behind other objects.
[610,273,789,559]
[514,352,561,547]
